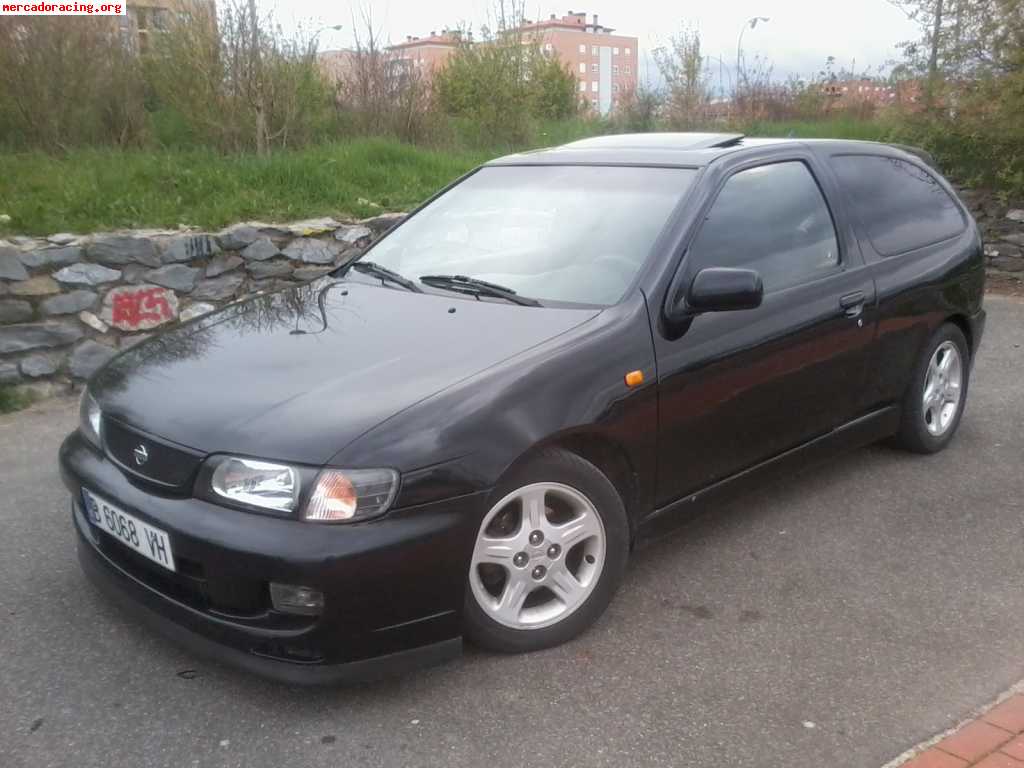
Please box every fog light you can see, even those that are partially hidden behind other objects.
[270,583,324,616]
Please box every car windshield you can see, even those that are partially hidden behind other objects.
[360,165,696,306]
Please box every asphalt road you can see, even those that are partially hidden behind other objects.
[3,295,1023,768]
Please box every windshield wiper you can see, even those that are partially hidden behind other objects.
[419,275,542,307]
[346,261,422,292]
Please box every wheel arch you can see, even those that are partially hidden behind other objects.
[498,430,644,544]
[945,313,974,358]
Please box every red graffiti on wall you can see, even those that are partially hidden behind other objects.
[111,287,174,329]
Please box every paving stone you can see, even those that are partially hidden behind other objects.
[984,696,1024,735]
[937,720,1015,763]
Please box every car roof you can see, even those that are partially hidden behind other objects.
[485,132,925,169]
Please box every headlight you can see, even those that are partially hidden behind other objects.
[79,390,102,448]
[199,455,399,522]
[210,457,299,513]
[304,468,399,523]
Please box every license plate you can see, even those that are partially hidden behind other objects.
[81,488,176,572]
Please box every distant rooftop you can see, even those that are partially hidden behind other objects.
[519,11,615,34]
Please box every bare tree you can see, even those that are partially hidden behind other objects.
[653,27,711,128]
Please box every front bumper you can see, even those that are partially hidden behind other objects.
[60,431,485,684]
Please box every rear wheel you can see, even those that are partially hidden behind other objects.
[463,450,629,653]
[894,323,970,454]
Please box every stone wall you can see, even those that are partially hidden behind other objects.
[0,213,405,396]
[0,189,1021,400]
[956,189,1024,280]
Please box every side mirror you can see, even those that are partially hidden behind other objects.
[683,267,764,314]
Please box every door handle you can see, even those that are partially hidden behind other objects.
[839,291,866,318]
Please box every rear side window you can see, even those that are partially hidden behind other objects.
[688,161,840,293]
[830,155,965,256]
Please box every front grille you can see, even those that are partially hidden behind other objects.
[103,417,204,492]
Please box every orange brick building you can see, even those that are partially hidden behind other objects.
[518,11,638,114]
[383,11,638,114]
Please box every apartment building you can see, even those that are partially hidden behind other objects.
[520,11,638,115]
[388,30,462,79]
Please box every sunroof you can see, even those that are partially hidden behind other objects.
[564,133,746,150]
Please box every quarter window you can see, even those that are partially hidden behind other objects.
[829,155,965,256]
[689,162,840,292]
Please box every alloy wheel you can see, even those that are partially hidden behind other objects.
[469,482,606,630]
[922,340,963,437]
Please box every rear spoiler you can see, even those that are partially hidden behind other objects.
[889,143,938,169]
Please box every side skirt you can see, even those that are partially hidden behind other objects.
[636,405,901,543]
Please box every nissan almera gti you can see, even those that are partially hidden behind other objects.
[60,133,986,683]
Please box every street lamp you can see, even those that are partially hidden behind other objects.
[736,16,770,89]
[312,23,344,47]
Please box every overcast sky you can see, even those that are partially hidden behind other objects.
[264,0,921,84]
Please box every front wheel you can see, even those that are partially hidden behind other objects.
[463,450,629,654]
[894,322,970,454]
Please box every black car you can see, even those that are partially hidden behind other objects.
[60,133,986,683]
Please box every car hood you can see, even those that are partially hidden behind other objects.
[92,279,600,466]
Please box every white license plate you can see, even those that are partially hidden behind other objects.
[81,488,176,573]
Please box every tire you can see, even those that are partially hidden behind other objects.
[894,322,970,454]
[463,449,630,654]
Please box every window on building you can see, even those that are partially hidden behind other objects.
[613,47,619,55]
[591,81,598,92]
[591,99,598,108]
[613,64,619,75]
[545,42,553,52]
[624,65,631,74]
[579,81,586,92]
[625,47,631,55]
[829,155,966,256]
[579,62,586,73]
[688,162,840,293]
[592,45,598,55]
[579,44,586,54]
[613,83,619,93]
[591,63,599,73]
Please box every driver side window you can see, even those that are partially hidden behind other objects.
[689,161,840,293]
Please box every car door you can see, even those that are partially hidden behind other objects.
[652,155,877,508]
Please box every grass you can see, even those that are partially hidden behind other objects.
[0,118,900,237]
[0,385,34,414]
[0,138,491,236]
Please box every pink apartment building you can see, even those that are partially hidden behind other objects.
[519,12,639,114]
[322,11,638,115]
